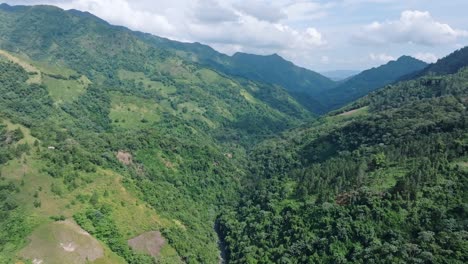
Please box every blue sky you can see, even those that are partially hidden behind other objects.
[5,0,468,71]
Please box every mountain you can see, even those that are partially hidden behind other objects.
[403,46,468,80]
[321,69,361,81]
[0,4,313,263]
[226,53,335,113]
[139,37,337,114]
[317,56,428,111]
[0,3,466,264]
[218,49,468,263]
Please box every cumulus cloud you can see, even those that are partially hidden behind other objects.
[6,0,327,57]
[284,1,331,21]
[194,0,238,24]
[353,10,468,46]
[413,52,438,63]
[321,56,330,64]
[6,0,467,70]
[233,1,286,23]
[369,53,395,63]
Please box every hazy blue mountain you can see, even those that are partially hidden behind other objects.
[318,56,428,111]
[320,69,361,81]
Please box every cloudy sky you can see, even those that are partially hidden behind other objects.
[4,0,468,71]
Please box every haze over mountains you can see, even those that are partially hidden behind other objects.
[320,70,361,81]
[0,3,466,264]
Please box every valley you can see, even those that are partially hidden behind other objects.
[0,3,466,264]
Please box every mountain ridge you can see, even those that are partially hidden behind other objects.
[317,55,428,111]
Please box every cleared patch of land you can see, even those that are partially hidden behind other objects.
[42,74,90,104]
[110,93,160,129]
[128,231,165,258]
[337,106,369,117]
[20,219,104,264]
[0,50,41,84]
[3,119,37,146]
[116,151,133,165]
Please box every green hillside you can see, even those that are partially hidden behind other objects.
[218,57,468,263]
[318,56,428,111]
[0,3,467,264]
[137,35,335,114]
[404,46,468,80]
[0,4,312,263]
[139,33,428,114]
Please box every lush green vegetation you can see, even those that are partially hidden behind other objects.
[141,33,428,114]
[0,4,311,263]
[0,3,467,264]
[218,68,468,263]
[0,120,35,263]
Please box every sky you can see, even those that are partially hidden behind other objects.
[4,0,468,71]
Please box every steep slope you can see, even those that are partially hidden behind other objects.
[319,56,428,111]
[0,4,313,263]
[226,53,335,113]
[403,46,468,80]
[218,53,468,263]
[0,4,312,141]
[138,35,335,114]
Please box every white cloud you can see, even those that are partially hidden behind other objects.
[321,56,330,63]
[369,53,395,63]
[8,0,327,57]
[194,0,238,24]
[54,0,178,39]
[413,52,438,63]
[284,1,331,21]
[353,10,468,46]
[5,0,468,71]
[233,1,286,23]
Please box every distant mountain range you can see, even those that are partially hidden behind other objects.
[317,56,428,111]
[320,70,361,81]
[147,37,428,113]
[0,3,467,264]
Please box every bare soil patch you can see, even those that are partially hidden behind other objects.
[117,151,133,165]
[161,158,174,169]
[20,219,104,264]
[128,231,165,257]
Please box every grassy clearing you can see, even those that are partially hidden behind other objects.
[0,50,90,104]
[0,50,41,84]
[118,70,176,95]
[29,60,78,78]
[110,93,161,129]
[42,75,89,104]
[337,106,369,117]
[240,89,258,104]
[3,119,37,146]
[367,166,407,192]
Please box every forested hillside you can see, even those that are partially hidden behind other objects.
[404,46,468,80]
[317,56,428,111]
[218,56,468,263]
[0,4,313,263]
[0,3,467,264]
